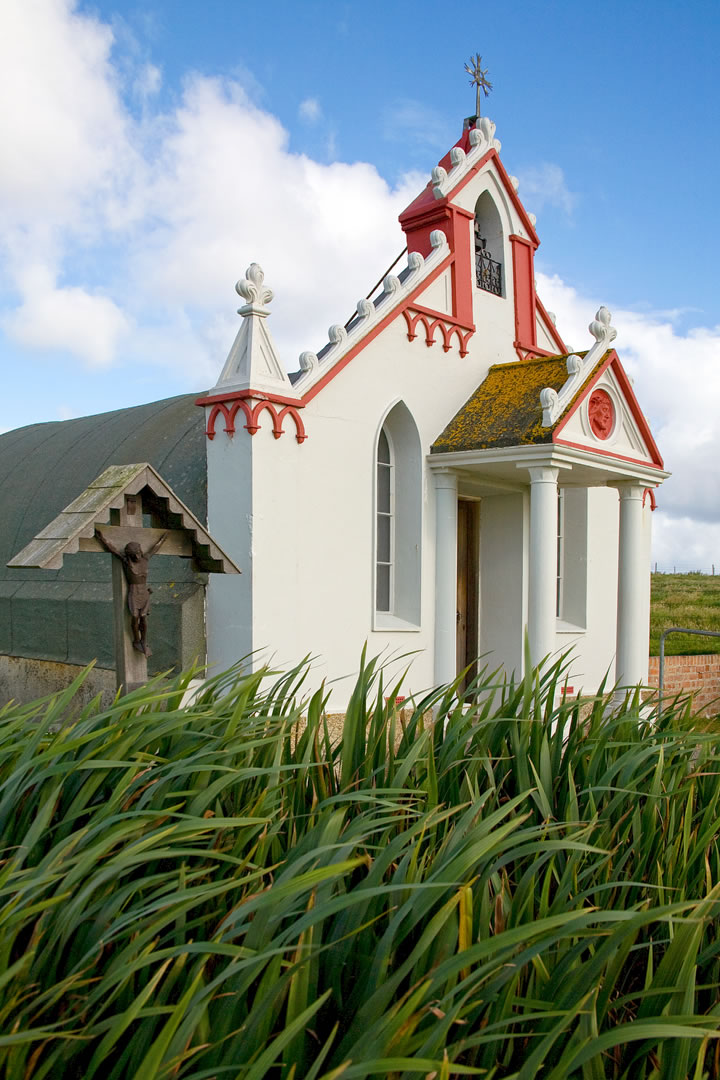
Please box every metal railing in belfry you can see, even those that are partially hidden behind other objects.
[658,627,720,716]
[475,249,502,295]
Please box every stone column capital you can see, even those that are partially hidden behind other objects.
[433,468,459,491]
[610,481,646,499]
[527,464,560,485]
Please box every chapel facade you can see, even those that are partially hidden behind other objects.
[0,116,668,707]
[198,115,667,704]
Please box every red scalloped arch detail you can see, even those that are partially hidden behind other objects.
[206,398,306,443]
[643,488,657,511]
[402,309,474,357]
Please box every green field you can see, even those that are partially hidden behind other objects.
[650,572,720,655]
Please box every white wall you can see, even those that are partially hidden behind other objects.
[205,430,254,672]
[556,486,620,693]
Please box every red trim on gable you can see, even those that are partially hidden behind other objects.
[510,235,536,352]
[398,201,473,258]
[553,350,664,469]
[535,294,568,353]
[299,250,456,405]
[399,147,540,250]
[554,438,665,471]
[198,388,302,407]
[397,201,475,326]
[298,133,541,409]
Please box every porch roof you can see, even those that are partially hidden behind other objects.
[431,350,609,454]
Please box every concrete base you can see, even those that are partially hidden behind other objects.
[0,654,116,711]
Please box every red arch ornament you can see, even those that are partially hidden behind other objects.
[204,396,307,443]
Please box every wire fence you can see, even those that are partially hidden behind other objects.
[653,566,719,576]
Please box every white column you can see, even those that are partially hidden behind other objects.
[434,468,458,687]
[615,483,647,689]
[528,466,559,669]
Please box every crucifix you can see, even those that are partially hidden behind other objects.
[8,463,241,693]
[96,528,167,655]
[465,53,493,119]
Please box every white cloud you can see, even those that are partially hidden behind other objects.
[0,0,134,226]
[298,97,322,124]
[3,265,130,367]
[127,74,418,367]
[516,163,576,217]
[651,516,720,574]
[0,4,417,376]
[134,62,161,101]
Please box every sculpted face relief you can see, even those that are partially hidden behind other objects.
[588,389,614,440]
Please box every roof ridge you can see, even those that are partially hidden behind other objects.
[489,351,588,372]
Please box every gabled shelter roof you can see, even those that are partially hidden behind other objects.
[432,352,606,453]
[0,394,207,674]
[0,393,205,585]
[8,462,239,575]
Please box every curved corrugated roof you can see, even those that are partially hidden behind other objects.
[1,394,205,583]
[0,394,207,675]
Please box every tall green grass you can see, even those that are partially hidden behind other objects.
[2,654,720,1078]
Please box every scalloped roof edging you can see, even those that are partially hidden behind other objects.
[290,230,451,396]
[540,307,618,426]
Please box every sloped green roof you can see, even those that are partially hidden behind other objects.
[0,394,207,675]
[431,351,607,453]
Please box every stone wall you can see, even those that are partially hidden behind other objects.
[647,654,720,716]
[0,654,116,711]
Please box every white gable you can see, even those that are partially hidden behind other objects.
[413,267,453,315]
[535,307,561,352]
[557,366,655,464]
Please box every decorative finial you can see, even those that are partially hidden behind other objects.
[464,53,493,119]
[236,263,273,316]
[588,306,617,347]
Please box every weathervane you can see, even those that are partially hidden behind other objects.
[465,53,493,118]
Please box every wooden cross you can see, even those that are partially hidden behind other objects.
[95,490,184,690]
[8,463,240,693]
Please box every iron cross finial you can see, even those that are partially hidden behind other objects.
[465,53,493,118]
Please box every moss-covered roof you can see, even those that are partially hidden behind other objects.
[431,351,608,454]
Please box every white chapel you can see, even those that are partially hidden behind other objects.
[0,114,668,707]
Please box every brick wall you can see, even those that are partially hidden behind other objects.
[647,654,720,715]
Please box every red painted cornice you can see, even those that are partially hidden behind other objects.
[553,349,664,469]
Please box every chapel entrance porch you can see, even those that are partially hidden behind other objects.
[431,444,663,694]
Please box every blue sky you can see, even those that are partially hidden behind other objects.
[90,0,719,325]
[1,0,719,567]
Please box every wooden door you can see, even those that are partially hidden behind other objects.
[456,500,479,684]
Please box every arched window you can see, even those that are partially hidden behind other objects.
[375,428,393,612]
[374,402,422,628]
[474,191,504,297]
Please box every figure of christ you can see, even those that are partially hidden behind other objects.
[95,528,168,656]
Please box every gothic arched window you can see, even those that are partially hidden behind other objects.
[375,428,393,612]
[474,191,504,297]
[374,402,422,628]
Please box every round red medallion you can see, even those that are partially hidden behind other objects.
[588,389,614,440]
